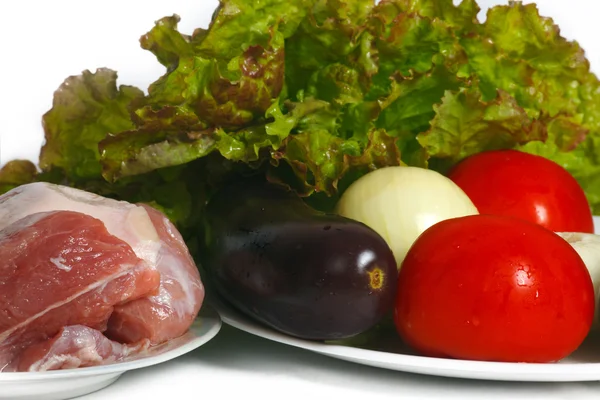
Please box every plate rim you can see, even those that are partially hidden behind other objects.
[0,304,221,381]
[211,284,600,382]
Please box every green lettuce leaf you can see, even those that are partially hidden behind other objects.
[193,0,313,59]
[417,88,547,170]
[374,64,463,167]
[141,32,285,129]
[100,127,216,182]
[0,160,38,194]
[140,15,194,70]
[464,2,597,118]
[137,0,314,131]
[519,119,600,213]
[467,1,600,210]
[377,65,462,134]
[378,0,479,31]
[269,98,401,197]
[285,0,375,99]
[306,63,364,106]
[40,69,144,181]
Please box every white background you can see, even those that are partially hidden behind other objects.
[2,1,600,399]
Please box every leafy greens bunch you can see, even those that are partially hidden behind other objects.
[3,0,600,246]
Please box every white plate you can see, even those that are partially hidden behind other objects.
[212,217,600,383]
[0,305,222,400]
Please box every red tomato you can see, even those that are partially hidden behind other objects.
[394,214,594,363]
[447,150,594,233]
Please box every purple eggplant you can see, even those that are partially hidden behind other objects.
[200,180,397,341]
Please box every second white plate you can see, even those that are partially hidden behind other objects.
[213,297,600,382]
[212,214,600,383]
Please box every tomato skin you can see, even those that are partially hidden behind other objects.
[394,214,595,363]
[447,150,594,233]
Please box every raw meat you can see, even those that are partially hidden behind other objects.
[0,210,160,371]
[106,204,204,344]
[0,182,205,372]
[17,326,151,372]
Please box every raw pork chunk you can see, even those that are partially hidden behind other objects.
[0,183,205,372]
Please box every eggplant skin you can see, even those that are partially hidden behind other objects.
[200,180,398,341]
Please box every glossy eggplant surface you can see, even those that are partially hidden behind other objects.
[201,181,397,340]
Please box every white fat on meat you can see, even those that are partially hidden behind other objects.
[0,182,162,265]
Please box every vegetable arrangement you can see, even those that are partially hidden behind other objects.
[3,0,600,363]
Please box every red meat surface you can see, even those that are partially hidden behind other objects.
[0,211,159,372]
[17,325,151,372]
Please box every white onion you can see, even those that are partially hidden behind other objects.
[555,232,600,329]
[335,166,479,268]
